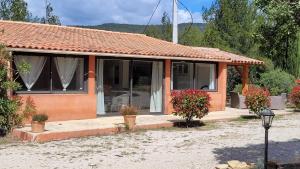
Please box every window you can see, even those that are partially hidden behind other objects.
[14,53,87,93]
[172,62,193,89]
[172,62,217,91]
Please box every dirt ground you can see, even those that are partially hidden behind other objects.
[0,113,300,169]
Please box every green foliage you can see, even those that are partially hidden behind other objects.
[227,66,242,94]
[233,84,243,94]
[171,89,210,127]
[250,56,274,84]
[0,0,30,21]
[259,69,295,96]
[245,86,270,116]
[179,26,203,46]
[40,1,60,25]
[32,113,48,122]
[255,0,300,76]
[202,0,260,56]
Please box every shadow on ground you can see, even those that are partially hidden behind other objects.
[213,139,300,164]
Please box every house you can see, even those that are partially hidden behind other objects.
[0,20,262,122]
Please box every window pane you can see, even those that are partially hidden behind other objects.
[172,62,193,90]
[132,61,152,113]
[14,57,50,91]
[195,63,216,90]
[102,59,130,113]
[52,57,85,91]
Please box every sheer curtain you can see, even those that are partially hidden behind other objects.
[150,61,163,112]
[14,55,46,91]
[209,64,216,90]
[96,59,105,115]
[54,57,78,91]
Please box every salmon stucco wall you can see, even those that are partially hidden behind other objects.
[17,55,97,122]
[164,61,228,114]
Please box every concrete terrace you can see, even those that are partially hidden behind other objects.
[12,108,293,142]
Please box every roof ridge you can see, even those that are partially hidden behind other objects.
[0,20,148,37]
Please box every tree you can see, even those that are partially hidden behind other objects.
[161,12,172,42]
[179,26,203,46]
[41,1,60,25]
[202,0,260,56]
[255,0,300,76]
[0,0,30,21]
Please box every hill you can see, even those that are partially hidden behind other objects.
[75,23,206,34]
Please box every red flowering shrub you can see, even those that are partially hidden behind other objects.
[290,86,300,109]
[171,89,210,126]
[245,86,270,116]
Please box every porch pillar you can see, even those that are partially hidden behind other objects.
[7,52,13,98]
[88,55,96,96]
[242,64,249,95]
[164,59,172,114]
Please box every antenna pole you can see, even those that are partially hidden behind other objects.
[45,0,48,24]
[172,0,178,44]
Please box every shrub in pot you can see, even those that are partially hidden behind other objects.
[171,89,210,127]
[31,114,48,133]
[245,86,270,116]
[290,86,300,109]
[120,105,138,130]
[259,69,295,109]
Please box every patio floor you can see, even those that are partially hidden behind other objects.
[12,108,293,142]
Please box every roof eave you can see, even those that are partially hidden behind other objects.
[8,47,232,63]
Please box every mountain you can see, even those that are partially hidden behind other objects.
[75,23,206,34]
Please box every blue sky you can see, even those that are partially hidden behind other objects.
[25,0,214,25]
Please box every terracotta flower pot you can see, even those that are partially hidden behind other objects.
[31,121,45,133]
[123,115,136,130]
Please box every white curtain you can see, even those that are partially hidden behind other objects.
[209,64,216,90]
[96,59,105,115]
[14,55,46,91]
[150,61,163,112]
[54,57,78,91]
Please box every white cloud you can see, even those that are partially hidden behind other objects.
[25,0,203,25]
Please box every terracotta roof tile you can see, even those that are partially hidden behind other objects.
[0,20,261,64]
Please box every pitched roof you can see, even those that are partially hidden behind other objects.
[0,20,262,64]
[194,47,263,65]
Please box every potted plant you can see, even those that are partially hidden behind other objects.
[290,86,300,110]
[31,113,48,133]
[230,84,247,109]
[120,105,138,130]
[259,69,294,110]
[244,86,270,116]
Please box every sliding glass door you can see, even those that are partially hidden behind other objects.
[96,58,163,115]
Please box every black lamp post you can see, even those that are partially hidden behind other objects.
[260,108,275,169]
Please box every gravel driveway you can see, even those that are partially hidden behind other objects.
[1,113,300,169]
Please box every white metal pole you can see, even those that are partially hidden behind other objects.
[172,0,178,44]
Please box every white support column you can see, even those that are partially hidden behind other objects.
[172,0,178,44]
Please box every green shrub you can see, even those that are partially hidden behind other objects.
[32,114,48,122]
[250,56,274,84]
[233,84,243,94]
[259,69,295,96]
[245,86,270,116]
[171,89,210,127]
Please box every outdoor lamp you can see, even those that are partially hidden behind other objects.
[261,108,275,129]
[260,108,275,169]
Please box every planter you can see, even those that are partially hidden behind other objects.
[31,121,45,133]
[123,115,136,130]
[269,93,287,110]
[230,92,247,109]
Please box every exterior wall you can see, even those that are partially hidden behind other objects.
[207,62,227,111]
[164,61,228,114]
[18,55,97,122]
